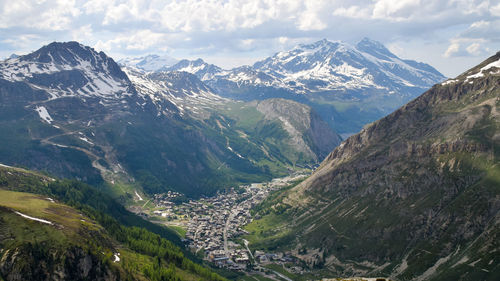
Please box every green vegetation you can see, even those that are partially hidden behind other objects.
[0,166,227,281]
[166,225,187,238]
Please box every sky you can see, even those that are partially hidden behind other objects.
[0,0,499,77]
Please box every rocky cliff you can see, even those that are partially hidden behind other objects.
[255,98,342,161]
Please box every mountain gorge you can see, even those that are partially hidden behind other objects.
[245,52,500,280]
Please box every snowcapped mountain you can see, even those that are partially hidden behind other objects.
[164,59,224,81]
[0,41,340,198]
[0,41,134,103]
[164,38,445,101]
[253,37,445,94]
[169,38,446,134]
[123,66,225,116]
[118,54,178,72]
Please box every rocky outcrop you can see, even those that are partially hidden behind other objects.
[0,244,120,281]
[272,53,500,279]
[255,98,342,161]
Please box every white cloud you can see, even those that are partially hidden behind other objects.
[372,0,422,21]
[444,42,460,58]
[466,42,481,55]
[492,2,500,16]
[1,0,499,77]
[71,24,93,41]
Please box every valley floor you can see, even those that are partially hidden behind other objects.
[129,173,318,280]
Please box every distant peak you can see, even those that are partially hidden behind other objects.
[193,58,205,64]
[298,38,337,50]
[19,41,103,65]
[357,37,386,49]
[355,38,396,59]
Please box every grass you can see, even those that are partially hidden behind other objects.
[238,275,276,281]
[216,101,264,130]
[0,189,100,232]
[264,264,303,280]
[243,213,292,251]
[0,189,104,248]
[166,225,187,238]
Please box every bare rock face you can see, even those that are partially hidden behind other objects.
[0,245,119,281]
[255,98,342,161]
[272,53,500,279]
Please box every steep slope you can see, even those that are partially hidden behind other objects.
[246,53,500,280]
[123,66,226,117]
[0,165,227,281]
[118,54,178,72]
[254,98,342,161]
[165,58,223,81]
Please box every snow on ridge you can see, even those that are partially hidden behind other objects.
[35,106,53,124]
[0,52,130,101]
[465,57,500,81]
[123,65,226,116]
[252,39,443,92]
[14,211,53,225]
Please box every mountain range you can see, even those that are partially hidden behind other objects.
[244,52,500,280]
[125,38,446,135]
[0,37,497,281]
[0,41,341,198]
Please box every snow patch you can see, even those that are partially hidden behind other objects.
[14,211,53,225]
[35,106,53,124]
[79,137,94,145]
[466,57,500,81]
[441,79,458,85]
[113,253,121,262]
[135,190,144,201]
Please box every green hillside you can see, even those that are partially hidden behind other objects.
[0,165,227,281]
[244,53,500,280]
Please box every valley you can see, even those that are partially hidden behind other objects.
[0,36,498,281]
[130,173,312,280]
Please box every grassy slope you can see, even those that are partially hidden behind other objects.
[0,165,227,281]
[244,59,500,280]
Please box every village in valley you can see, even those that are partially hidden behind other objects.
[130,173,309,277]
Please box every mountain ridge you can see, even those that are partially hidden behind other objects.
[0,41,340,198]
[245,52,500,280]
[147,38,446,134]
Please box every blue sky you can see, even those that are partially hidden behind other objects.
[1,0,499,77]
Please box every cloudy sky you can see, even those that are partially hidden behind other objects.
[0,0,499,77]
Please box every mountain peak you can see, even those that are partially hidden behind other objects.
[21,41,98,65]
[296,38,346,52]
[356,37,396,59]
[1,41,131,100]
[119,54,178,71]
[165,58,223,81]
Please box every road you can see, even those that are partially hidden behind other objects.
[223,209,236,256]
